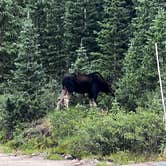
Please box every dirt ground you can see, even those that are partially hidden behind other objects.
[0,153,166,166]
[0,153,103,166]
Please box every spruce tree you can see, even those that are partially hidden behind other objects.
[147,8,166,98]
[38,0,67,81]
[69,39,90,73]
[117,0,166,110]
[0,0,24,92]
[12,11,46,121]
[2,98,16,139]
[64,0,104,68]
[93,0,135,80]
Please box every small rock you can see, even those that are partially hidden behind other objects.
[30,153,39,158]
[75,162,83,166]
[39,152,47,158]
[64,154,74,160]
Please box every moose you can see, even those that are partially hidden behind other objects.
[56,72,115,110]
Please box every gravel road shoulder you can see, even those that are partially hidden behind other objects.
[0,153,166,166]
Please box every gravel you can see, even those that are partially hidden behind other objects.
[0,153,166,166]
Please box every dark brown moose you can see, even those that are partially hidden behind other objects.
[56,72,114,109]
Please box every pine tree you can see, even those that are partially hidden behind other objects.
[82,0,104,53]
[2,98,16,139]
[37,0,67,81]
[64,0,79,67]
[92,0,135,80]
[147,8,166,99]
[64,0,104,68]
[12,11,46,121]
[117,0,166,110]
[0,0,25,92]
[69,39,90,73]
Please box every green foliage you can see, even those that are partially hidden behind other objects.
[39,0,67,80]
[46,153,63,160]
[92,0,135,80]
[39,79,59,110]
[0,80,58,140]
[69,41,90,73]
[0,98,16,140]
[110,151,159,165]
[0,95,45,140]
[1,0,166,162]
[49,108,89,139]
[49,108,165,158]
[0,107,165,161]
[0,0,24,90]
[64,0,103,67]
[117,0,166,110]
[10,13,47,122]
[95,162,108,166]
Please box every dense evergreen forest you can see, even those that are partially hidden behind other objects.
[0,0,166,161]
[1,0,166,111]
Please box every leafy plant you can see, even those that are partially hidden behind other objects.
[50,108,165,158]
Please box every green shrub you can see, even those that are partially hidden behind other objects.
[0,98,17,140]
[1,95,46,124]
[50,107,165,157]
[1,106,165,160]
[49,107,90,139]
[0,80,58,140]
[0,79,59,141]
[109,151,158,164]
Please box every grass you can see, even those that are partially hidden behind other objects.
[0,138,164,164]
[79,152,161,165]
[95,162,108,166]
[0,142,162,164]
[0,144,15,154]
[108,151,159,165]
[45,152,63,160]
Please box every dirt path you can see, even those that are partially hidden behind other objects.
[124,162,166,166]
[0,153,166,166]
[0,153,82,166]
[0,153,101,166]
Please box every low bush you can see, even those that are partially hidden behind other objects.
[0,105,165,160]
[0,97,41,140]
[50,107,165,157]
[0,80,58,140]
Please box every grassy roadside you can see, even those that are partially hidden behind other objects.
[0,143,163,165]
[0,107,166,164]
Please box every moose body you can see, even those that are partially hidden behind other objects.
[56,72,114,109]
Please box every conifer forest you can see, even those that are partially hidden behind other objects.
[0,0,166,162]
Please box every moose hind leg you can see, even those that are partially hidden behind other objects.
[64,92,70,109]
[89,85,98,107]
[56,89,66,110]
[89,93,97,107]
[92,99,97,107]
[89,99,97,107]
[89,99,93,107]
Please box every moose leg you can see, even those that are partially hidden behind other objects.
[92,99,97,107]
[89,84,98,107]
[89,99,93,107]
[88,93,93,107]
[89,99,97,107]
[89,94,97,107]
[56,89,66,110]
[64,91,71,109]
